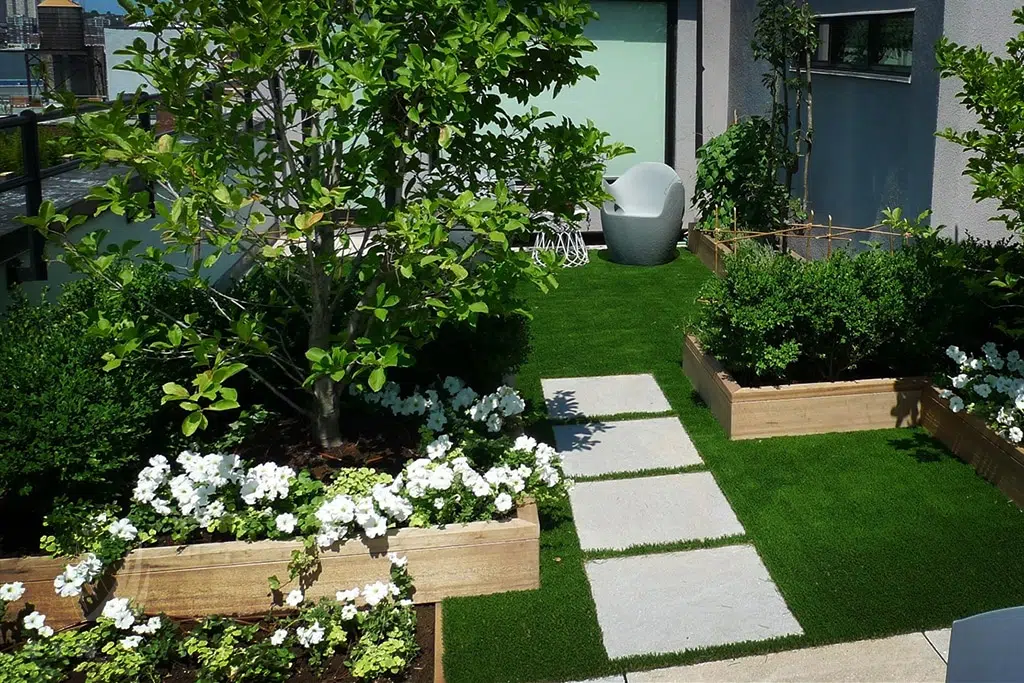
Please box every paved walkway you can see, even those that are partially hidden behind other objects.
[570,629,950,682]
[542,374,803,661]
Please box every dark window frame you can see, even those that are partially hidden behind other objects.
[811,11,914,78]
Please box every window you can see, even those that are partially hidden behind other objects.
[812,11,913,77]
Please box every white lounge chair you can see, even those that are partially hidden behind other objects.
[600,162,685,265]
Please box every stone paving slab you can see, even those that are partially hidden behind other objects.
[924,628,951,663]
[628,632,946,682]
[567,677,625,683]
[554,418,703,478]
[585,545,802,659]
[569,473,744,551]
[543,374,671,419]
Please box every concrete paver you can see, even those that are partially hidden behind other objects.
[543,374,671,419]
[585,545,802,659]
[569,473,744,551]
[554,418,703,478]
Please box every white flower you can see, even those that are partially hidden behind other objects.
[275,513,297,534]
[1010,427,1024,443]
[486,413,503,433]
[108,518,138,541]
[285,589,304,607]
[296,621,325,648]
[335,587,360,603]
[974,383,992,398]
[426,435,452,460]
[133,616,162,635]
[470,477,491,498]
[101,597,136,630]
[970,358,984,370]
[451,387,478,411]
[949,396,965,413]
[951,374,969,389]
[426,410,447,432]
[53,554,103,598]
[494,492,514,512]
[443,376,465,395]
[270,629,288,646]
[240,463,295,506]
[387,552,408,567]
[0,582,25,602]
[362,581,391,606]
[119,635,143,650]
[428,465,454,491]
[434,497,445,510]
[939,389,953,399]
[512,435,537,452]
[37,626,53,638]
[495,385,525,417]
[22,611,45,631]
[946,345,962,360]
[341,604,359,621]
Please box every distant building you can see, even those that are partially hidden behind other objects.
[5,0,36,20]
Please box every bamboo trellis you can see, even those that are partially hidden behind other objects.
[705,208,908,272]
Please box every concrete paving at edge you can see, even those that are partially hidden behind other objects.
[626,632,948,682]
[585,545,803,659]
[542,374,672,419]
[554,417,703,478]
[569,473,744,551]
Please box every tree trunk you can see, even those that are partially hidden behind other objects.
[310,224,343,448]
[781,71,793,193]
[803,50,813,213]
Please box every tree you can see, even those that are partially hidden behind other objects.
[934,8,1024,338]
[751,0,817,212]
[28,0,629,446]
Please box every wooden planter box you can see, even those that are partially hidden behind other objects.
[921,388,1024,507]
[687,229,732,276]
[683,335,926,440]
[0,503,539,628]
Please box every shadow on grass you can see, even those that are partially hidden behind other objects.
[885,429,953,463]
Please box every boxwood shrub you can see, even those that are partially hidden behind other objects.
[0,266,206,553]
[692,240,998,386]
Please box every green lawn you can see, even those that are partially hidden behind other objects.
[442,249,1024,683]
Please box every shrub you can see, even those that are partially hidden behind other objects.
[0,265,203,552]
[692,241,995,385]
[693,117,792,233]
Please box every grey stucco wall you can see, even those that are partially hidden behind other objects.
[790,0,946,229]
[701,0,733,140]
[932,0,1021,242]
[726,0,772,122]
[675,0,699,200]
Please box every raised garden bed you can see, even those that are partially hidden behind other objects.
[921,388,1024,507]
[683,335,926,440]
[687,228,731,276]
[0,502,539,629]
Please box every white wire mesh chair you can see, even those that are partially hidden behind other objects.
[531,207,590,268]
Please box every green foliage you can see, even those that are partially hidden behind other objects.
[0,123,78,176]
[0,265,202,552]
[29,0,631,447]
[692,242,995,385]
[693,117,791,233]
[935,10,1024,338]
[181,619,295,682]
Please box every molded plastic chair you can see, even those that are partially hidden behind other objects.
[946,606,1024,682]
[600,162,685,265]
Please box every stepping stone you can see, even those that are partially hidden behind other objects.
[569,473,744,551]
[585,545,803,659]
[554,417,702,478]
[542,374,671,419]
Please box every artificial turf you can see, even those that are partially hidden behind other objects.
[442,249,1024,683]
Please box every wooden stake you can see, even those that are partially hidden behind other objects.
[827,215,832,258]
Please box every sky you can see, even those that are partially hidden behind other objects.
[78,0,125,13]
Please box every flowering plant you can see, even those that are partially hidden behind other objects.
[0,555,419,682]
[940,343,1024,445]
[38,379,566,603]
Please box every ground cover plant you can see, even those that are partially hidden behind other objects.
[442,250,1024,682]
[690,239,997,386]
[0,555,429,682]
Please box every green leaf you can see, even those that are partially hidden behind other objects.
[471,198,497,213]
[449,263,469,280]
[306,347,329,364]
[368,367,386,392]
[162,382,190,399]
[182,411,207,437]
[208,398,241,411]
[468,301,489,314]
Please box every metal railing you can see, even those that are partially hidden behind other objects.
[0,92,162,288]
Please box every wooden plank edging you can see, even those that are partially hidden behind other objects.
[434,603,445,683]
[0,503,540,628]
[683,335,925,439]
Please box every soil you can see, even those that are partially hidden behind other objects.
[61,604,435,683]
[234,406,423,480]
